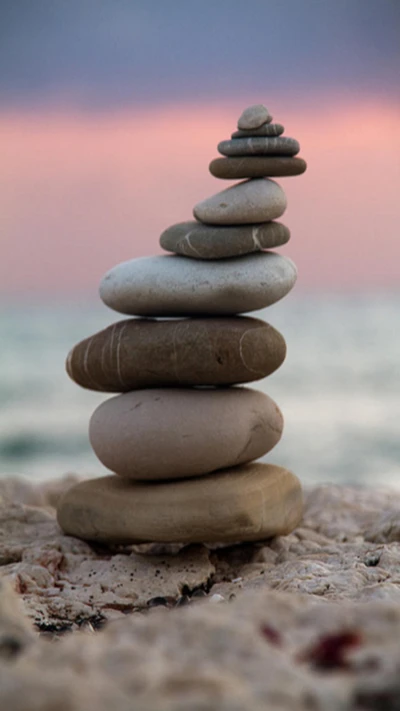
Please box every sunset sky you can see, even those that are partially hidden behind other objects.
[1,0,399,297]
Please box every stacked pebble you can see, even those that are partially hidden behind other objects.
[57,104,306,546]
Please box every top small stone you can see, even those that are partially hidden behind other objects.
[238,104,271,130]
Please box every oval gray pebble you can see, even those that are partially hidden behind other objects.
[100,252,297,316]
[160,220,290,259]
[209,156,307,180]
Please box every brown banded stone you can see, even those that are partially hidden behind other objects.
[218,136,300,157]
[231,123,284,138]
[209,156,307,179]
[160,220,290,259]
[57,463,303,544]
[237,104,272,130]
[66,316,287,391]
[89,388,284,480]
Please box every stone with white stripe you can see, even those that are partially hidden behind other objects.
[209,156,307,179]
[160,220,290,259]
[218,136,300,157]
[66,316,287,391]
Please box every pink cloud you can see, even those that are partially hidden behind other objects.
[1,99,399,296]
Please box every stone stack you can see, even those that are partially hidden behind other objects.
[57,104,306,546]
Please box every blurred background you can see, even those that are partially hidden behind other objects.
[1,0,399,486]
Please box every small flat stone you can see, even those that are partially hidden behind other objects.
[100,252,297,316]
[89,388,284,480]
[193,178,286,225]
[66,317,286,391]
[231,123,284,138]
[209,157,307,180]
[238,104,272,130]
[160,220,290,259]
[57,463,303,544]
[218,137,300,157]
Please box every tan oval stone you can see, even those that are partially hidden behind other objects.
[66,317,286,391]
[238,104,272,130]
[57,463,303,544]
[89,388,284,480]
[209,157,307,180]
[160,221,290,260]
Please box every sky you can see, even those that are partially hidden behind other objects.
[1,0,399,296]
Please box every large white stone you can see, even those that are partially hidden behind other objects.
[89,387,284,480]
[100,252,297,316]
[193,179,286,225]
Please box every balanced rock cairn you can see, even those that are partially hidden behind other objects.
[58,104,307,546]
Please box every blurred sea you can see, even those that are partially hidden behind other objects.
[1,293,399,488]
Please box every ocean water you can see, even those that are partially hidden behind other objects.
[1,293,399,488]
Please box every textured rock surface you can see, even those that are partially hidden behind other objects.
[2,479,400,710]
[57,465,302,544]
[232,122,284,138]
[193,178,286,225]
[88,388,284,480]
[67,316,287,391]
[218,137,300,157]
[2,478,400,626]
[0,479,215,629]
[100,252,297,316]
[237,103,271,129]
[0,578,35,656]
[210,156,307,179]
[160,220,290,259]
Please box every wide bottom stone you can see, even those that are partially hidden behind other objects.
[57,463,303,545]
